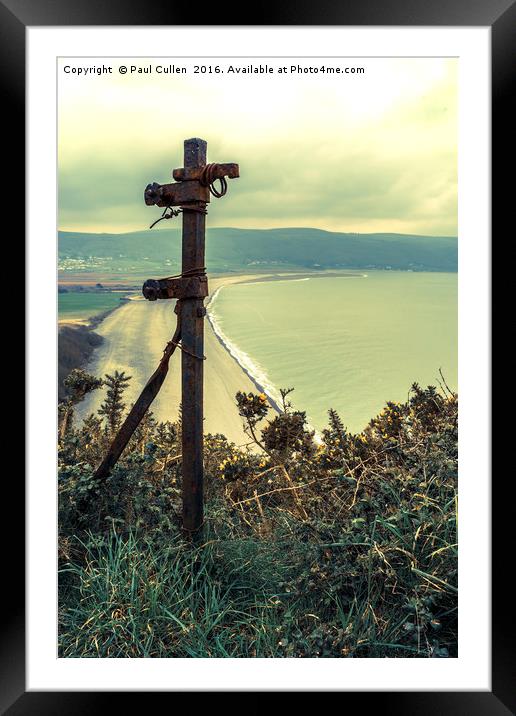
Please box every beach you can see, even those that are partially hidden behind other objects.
[73,273,284,445]
[62,267,457,438]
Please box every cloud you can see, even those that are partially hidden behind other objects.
[58,58,457,235]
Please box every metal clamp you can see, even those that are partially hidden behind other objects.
[142,275,208,301]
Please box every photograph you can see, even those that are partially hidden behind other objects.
[57,56,459,660]
[5,1,505,705]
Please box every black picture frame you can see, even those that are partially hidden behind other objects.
[5,0,508,711]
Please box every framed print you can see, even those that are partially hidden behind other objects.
[3,0,510,710]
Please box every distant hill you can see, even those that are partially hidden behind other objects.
[58,227,458,274]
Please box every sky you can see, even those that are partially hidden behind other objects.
[58,58,457,236]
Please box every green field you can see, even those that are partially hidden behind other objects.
[58,292,129,321]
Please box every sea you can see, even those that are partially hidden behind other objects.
[207,271,457,434]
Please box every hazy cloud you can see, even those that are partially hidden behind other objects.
[58,58,457,235]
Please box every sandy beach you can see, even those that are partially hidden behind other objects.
[73,274,281,445]
[66,269,367,441]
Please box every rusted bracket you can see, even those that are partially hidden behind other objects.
[144,162,239,207]
[142,275,209,301]
[144,181,210,207]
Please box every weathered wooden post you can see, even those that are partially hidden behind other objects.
[179,138,207,532]
[142,138,239,533]
[95,139,239,532]
[93,138,239,534]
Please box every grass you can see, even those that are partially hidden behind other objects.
[59,529,297,658]
[58,382,458,658]
[58,292,128,321]
[59,501,456,659]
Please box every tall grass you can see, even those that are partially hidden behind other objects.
[59,383,457,658]
[59,529,295,657]
[59,500,456,659]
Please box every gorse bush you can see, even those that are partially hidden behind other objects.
[58,373,458,658]
[98,370,131,435]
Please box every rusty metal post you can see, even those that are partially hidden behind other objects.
[94,139,238,528]
[92,140,239,534]
[181,138,207,533]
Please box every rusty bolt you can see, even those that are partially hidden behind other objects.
[142,279,161,301]
[144,182,162,206]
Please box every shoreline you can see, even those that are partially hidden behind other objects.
[205,270,367,416]
[58,295,135,399]
[207,303,283,414]
[62,270,363,442]
[207,276,283,413]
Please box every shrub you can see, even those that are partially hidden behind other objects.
[58,379,458,658]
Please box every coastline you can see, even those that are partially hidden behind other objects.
[58,295,134,398]
[206,273,285,413]
[206,270,366,416]
[69,278,279,445]
[63,270,363,443]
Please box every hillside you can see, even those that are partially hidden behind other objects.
[59,227,458,274]
[59,381,458,658]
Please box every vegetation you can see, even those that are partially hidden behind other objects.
[58,327,103,400]
[58,376,458,658]
[97,370,131,435]
[59,369,103,439]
